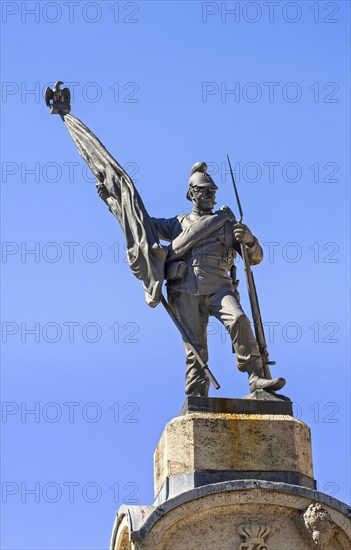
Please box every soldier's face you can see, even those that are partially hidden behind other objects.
[191,186,217,211]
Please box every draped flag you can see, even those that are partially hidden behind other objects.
[61,114,168,307]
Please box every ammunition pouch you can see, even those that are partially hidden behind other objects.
[165,261,188,281]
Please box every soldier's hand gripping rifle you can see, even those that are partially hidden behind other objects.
[227,155,276,380]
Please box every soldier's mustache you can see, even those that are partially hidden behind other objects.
[202,198,216,205]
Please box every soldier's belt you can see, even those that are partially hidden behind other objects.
[164,256,229,281]
[190,256,228,268]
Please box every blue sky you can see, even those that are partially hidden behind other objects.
[1,1,350,549]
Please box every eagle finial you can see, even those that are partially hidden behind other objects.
[45,81,71,114]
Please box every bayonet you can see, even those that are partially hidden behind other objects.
[227,154,276,379]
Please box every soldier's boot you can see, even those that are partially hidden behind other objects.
[248,365,286,393]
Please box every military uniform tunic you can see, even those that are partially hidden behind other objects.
[152,209,264,395]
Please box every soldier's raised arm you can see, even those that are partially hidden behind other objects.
[150,216,182,243]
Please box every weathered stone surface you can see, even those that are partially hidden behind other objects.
[110,481,351,550]
[110,413,349,550]
[297,502,335,549]
[154,412,314,499]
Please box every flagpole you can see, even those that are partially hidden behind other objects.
[45,87,220,391]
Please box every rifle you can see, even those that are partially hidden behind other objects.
[227,155,276,379]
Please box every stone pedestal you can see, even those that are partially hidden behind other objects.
[110,398,351,550]
[154,411,315,503]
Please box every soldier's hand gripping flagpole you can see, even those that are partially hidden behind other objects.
[227,155,276,380]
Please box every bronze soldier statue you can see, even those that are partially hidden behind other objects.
[97,160,285,397]
[148,162,285,397]
[47,94,286,399]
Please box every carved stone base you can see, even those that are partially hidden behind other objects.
[297,502,336,549]
[110,410,350,550]
[110,481,351,550]
[153,411,315,500]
